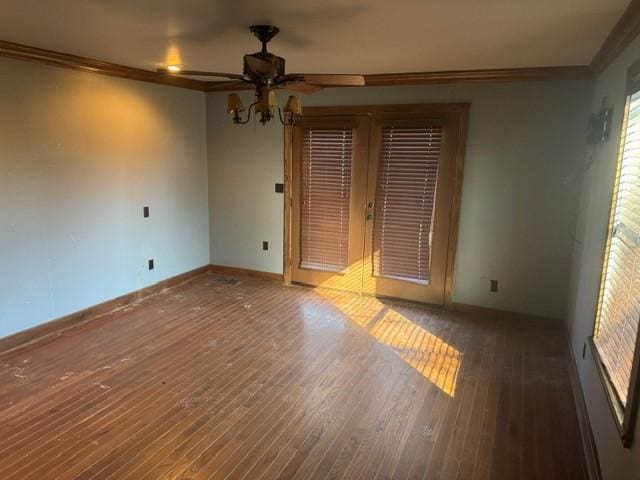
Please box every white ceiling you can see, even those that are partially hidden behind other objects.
[0,0,630,75]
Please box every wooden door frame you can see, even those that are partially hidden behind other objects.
[283,103,470,309]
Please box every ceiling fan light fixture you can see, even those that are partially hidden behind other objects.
[263,89,279,111]
[227,93,245,114]
[254,89,279,125]
[161,25,364,129]
[284,96,302,116]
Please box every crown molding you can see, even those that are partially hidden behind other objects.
[591,0,640,75]
[0,40,206,91]
[0,39,593,94]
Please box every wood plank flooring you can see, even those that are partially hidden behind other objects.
[0,272,588,479]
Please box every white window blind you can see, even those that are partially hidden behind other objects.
[299,127,353,272]
[595,91,640,406]
[372,124,442,283]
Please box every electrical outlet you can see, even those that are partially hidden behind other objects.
[148,259,154,270]
[490,280,498,292]
[262,241,269,251]
[143,206,150,218]
[275,183,284,193]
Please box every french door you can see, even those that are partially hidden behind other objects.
[288,106,464,306]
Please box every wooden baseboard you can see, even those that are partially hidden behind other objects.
[0,265,211,357]
[566,339,603,480]
[451,302,560,324]
[209,264,284,283]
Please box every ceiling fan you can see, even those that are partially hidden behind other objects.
[157,25,365,126]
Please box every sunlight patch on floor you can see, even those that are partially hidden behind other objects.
[314,288,461,397]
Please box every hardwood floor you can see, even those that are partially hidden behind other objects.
[0,272,588,479]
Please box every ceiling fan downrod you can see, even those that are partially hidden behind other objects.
[250,25,280,54]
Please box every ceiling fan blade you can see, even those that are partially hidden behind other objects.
[157,68,244,80]
[288,74,366,86]
[206,80,251,92]
[280,82,323,94]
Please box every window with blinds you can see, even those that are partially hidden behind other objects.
[372,123,443,283]
[594,90,640,409]
[299,127,353,272]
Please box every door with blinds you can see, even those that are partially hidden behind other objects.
[290,116,370,291]
[290,109,461,305]
[362,114,458,304]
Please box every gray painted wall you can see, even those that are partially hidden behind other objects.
[206,80,592,319]
[567,35,640,480]
[0,58,210,339]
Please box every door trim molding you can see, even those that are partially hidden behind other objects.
[444,105,470,308]
[283,103,470,308]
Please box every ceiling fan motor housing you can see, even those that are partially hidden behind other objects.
[243,52,286,84]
